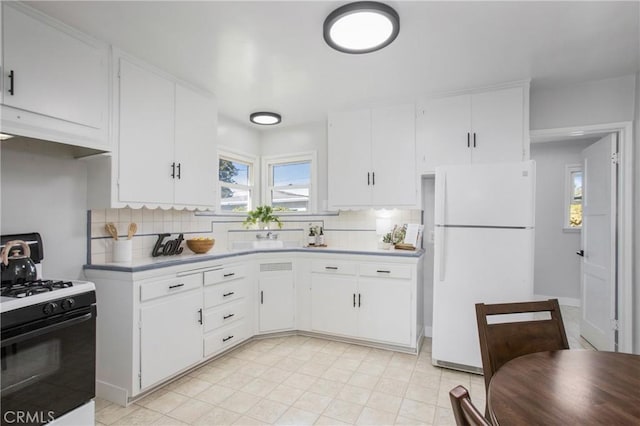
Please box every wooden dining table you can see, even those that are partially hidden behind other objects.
[488,350,640,425]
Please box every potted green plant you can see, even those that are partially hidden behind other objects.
[242,205,283,229]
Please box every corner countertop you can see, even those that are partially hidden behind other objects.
[84,246,425,273]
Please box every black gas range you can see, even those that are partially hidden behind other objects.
[1,233,97,426]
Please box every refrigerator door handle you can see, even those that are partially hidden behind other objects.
[438,226,446,281]
[437,172,447,225]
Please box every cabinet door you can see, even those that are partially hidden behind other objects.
[470,87,525,164]
[327,109,372,208]
[174,84,217,207]
[371,104,417,206]
[311,274,358,337]
[416,95,471,174]
[357,278,412,346]
[3,4,107,129]
[140,290,202,389]
[259,271,295,332]
[118,58,175,204]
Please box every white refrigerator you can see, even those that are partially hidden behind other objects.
[431,160,536,372]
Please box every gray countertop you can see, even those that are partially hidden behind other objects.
[84,246,425,273]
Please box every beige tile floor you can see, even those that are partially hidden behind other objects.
[95,306,588,426]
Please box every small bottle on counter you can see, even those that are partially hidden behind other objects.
[316,227,325,246]
[307,224,316,246]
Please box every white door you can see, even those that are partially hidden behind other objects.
[3,4,107,128]
[327,109,372,207]
[140,291,202,389]
[311,274,358,337]
[259,270,295,332]
[357,278,412,346]
[580,134,617,351]
[371,104,417,206]
[174,84,217,207]
[416,94,471,174]
[118,58,175,204]
[470,87,525,164]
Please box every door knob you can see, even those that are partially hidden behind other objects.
[576,250,584,257]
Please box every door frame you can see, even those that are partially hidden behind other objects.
[531,121,633,353]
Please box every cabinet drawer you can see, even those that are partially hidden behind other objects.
[204,322,247,357]
[140,273,202,302]
[203,299,246,333]
[204,264,246,286]
[311,260,357,275]
[204,279,246,308]
[359,263,412,279]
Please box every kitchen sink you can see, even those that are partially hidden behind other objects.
[231,240,288,250]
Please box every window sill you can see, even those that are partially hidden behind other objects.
[562,227,581,233]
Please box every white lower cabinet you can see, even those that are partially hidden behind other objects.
[259,261,295,333]
[310,258,421,349]
[139,286,202,389]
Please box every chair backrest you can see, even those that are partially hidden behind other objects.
[449,385,491,426]
[476,298,569,391]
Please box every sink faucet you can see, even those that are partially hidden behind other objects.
[256,232,278,240]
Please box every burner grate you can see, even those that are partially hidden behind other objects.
[1,280,74,298]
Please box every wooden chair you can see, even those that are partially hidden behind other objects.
[475,298,569,392]
[449,385,491,426]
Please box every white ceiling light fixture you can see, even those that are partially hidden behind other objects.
[249,112,282,126]
[324,1,400,54]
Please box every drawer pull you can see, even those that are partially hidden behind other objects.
[358,293,361,307]
[223,292,235,297]
[198,308,203,324]
[169,283,185,289]
[223,335,234,342]
[353,293,356,307]
[223,273,235,278]
[325,266,338,270]
[376,270,391,274]
[223,313,235,320]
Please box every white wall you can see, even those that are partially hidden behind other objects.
[217,114,261,157]
[1,139,88,279]
[530,74,636,130]
[531,139,594,304]
[259,121,328,211]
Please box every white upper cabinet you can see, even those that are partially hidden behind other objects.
[118,58,175,205]
[416,83,529,174]
[328,103,417,209]
[1,3,109,150]
[89,51,217,210]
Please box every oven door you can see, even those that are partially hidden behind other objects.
[1,305,96,426]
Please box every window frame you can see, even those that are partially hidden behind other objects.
[218,150,258,214]
[564,163,583,231]
[261,151,317,213]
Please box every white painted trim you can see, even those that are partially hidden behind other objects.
[534,294,581,308]
[530,121,634,353]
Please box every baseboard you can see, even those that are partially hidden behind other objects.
[423,325,433,338]
[96,381,128,407]
[534,294,581,307]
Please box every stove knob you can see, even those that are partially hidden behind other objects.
[43,302,58,315]
[61,298,75,310]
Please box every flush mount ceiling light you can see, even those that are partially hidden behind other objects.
[249,112,282,126]
[323,1,400,54]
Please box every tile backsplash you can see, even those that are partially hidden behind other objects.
[89,208,422,264]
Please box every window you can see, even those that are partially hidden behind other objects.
[564,164,583,230]
[219,152,256,212]
[262,152,316,212]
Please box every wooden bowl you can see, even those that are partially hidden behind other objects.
[186,238,215,254]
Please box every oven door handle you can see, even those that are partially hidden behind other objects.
[1,312,94,347]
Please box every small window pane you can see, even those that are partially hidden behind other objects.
[219,159,249,186]
[571,171,582,202]
[271,188,309,211]
[220,187,250,212]
[569,203,582,228]
[273,162,310,187]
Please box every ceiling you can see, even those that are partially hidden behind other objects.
[26,1,640,129]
